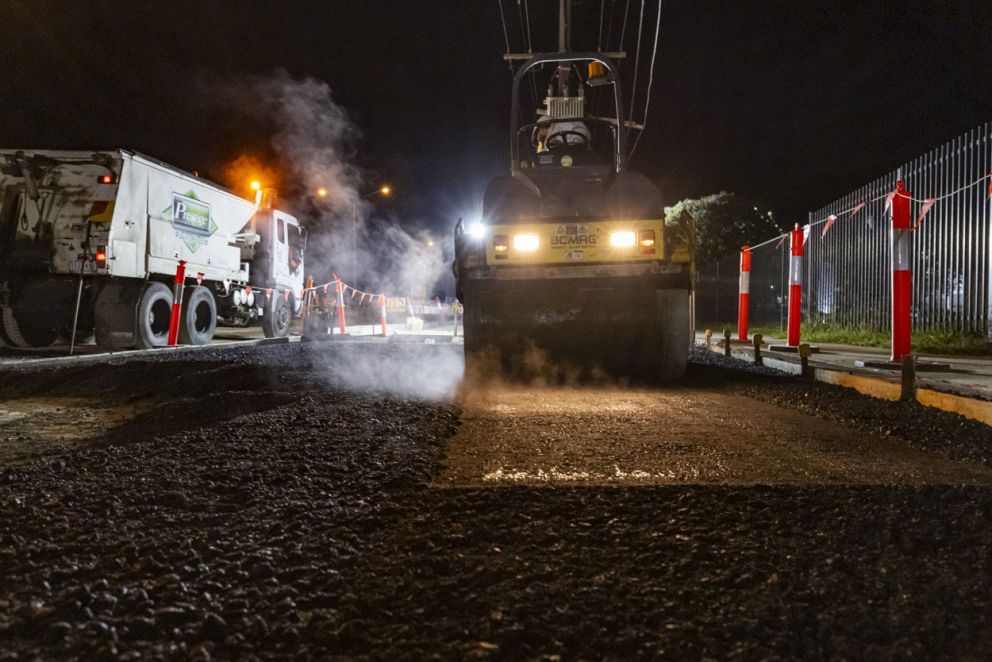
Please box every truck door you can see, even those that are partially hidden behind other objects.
[272,212,290,288]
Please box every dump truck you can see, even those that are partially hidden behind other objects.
[0,149,306,349]
[453,7,691,382]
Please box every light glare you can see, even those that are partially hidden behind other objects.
[610,230,636,248]
[513,233,539,251]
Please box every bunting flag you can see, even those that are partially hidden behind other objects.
[265,288,271,302]
[849,202,866,218]
[821,214,838,238]
[360,293,367,304]
[284,289,290,301]
[196,272,204,286]
[802,223,811,245]
[884,191,896,213]
[323,284,329,295]
[245,285,252,296]
[987,173,992,199]
[351,288,357,299]
[775,234,787,249]
[223,279,231,295]
[915,198,936,229]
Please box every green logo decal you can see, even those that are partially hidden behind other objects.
[164,191,219,252]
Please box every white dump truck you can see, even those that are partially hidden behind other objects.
[0,149,306,349]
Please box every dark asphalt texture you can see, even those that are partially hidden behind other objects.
[0,343,990,660]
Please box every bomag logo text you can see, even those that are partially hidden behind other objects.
[551,234,597,246]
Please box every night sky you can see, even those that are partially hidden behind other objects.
[2,1,991,230]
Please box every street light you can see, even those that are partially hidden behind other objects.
[352,184,392,287]
[317,187,328,198]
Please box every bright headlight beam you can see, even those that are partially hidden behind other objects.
[467,222,486,240]
[610,230,636,248]
[513,233,539,251]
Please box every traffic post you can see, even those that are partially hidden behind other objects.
[379,294,389,336]
[890,179,912,362]
[737,245,751,341]
[787,224,804,347]
[334,275,347,334]
[167,260,187,346]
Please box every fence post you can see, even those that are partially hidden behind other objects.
[787,224,805,346]
[737,245,751,341]
[890,179,913,362]
[167,260,187,346]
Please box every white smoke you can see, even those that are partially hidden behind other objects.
[211,69,450,298]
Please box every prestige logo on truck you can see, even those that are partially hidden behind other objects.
[164,191,219,251]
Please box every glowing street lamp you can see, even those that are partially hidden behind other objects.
[317,187,328,198]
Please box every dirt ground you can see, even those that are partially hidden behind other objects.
[0,343,990,660]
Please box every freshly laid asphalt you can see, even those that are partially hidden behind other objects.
[1,342,990,660]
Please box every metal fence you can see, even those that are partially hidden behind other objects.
[696,122,992,342]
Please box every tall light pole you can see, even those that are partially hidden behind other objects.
[352,184,391,287]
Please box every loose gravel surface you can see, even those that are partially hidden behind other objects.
[1,343,991,660]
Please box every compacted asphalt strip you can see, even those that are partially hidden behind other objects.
[0,343,990,659]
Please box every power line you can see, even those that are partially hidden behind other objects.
[618,0,631,52]
[626,0,646,130]
[496,0,511,54]
[629,0,662,159]
[597,0,606,50]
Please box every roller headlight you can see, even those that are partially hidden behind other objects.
[512,233,539,251]
[467,222,486,240]
[610,230,636,248]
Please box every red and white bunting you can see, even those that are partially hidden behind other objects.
[223,279,231,295]
[849,202,866,218]
[884,191,896,213]
[775,234,787,249]
[987,173,992,199]
[821,214,838,238]
[351,288,357,299]
[196,272,204,286]
[802,223,811,245]
[360,293,367,304]
[915,198,936,229]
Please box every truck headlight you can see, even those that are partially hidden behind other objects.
[512,233,539,251]
[610,230,636,247]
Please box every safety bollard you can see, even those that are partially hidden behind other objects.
[167,260,187,346]
[723,327,731,357]
[753,333,763,365]
[890,179,913,362]
[334,276,346,334]
[379,294,388,336]
[787,223,804,347]
[737,245,751,341]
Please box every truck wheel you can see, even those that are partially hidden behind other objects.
[263,294,291,338]
[1,304,59,349]
[178,286,217,345]
[653,288,690,382]
[135,282,174,349]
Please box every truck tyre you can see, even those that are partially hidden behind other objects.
[653,288,690,383]
[1,304,59,349]
[178,286,217,346]
[263,294,291,338]
[134,282,174,349]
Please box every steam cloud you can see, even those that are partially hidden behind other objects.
[212,69,449,299]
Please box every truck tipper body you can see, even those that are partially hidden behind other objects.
[0,149,306,349]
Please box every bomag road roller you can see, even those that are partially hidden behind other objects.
[453,18,691,383]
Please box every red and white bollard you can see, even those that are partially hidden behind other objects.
[787,224,804,347]
[167,260,187,346]
[334,276,347,334]
[890,179,913,362]
[379,294,388,336]
[737,245,751,341]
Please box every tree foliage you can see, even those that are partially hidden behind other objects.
[664,192,783,269]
